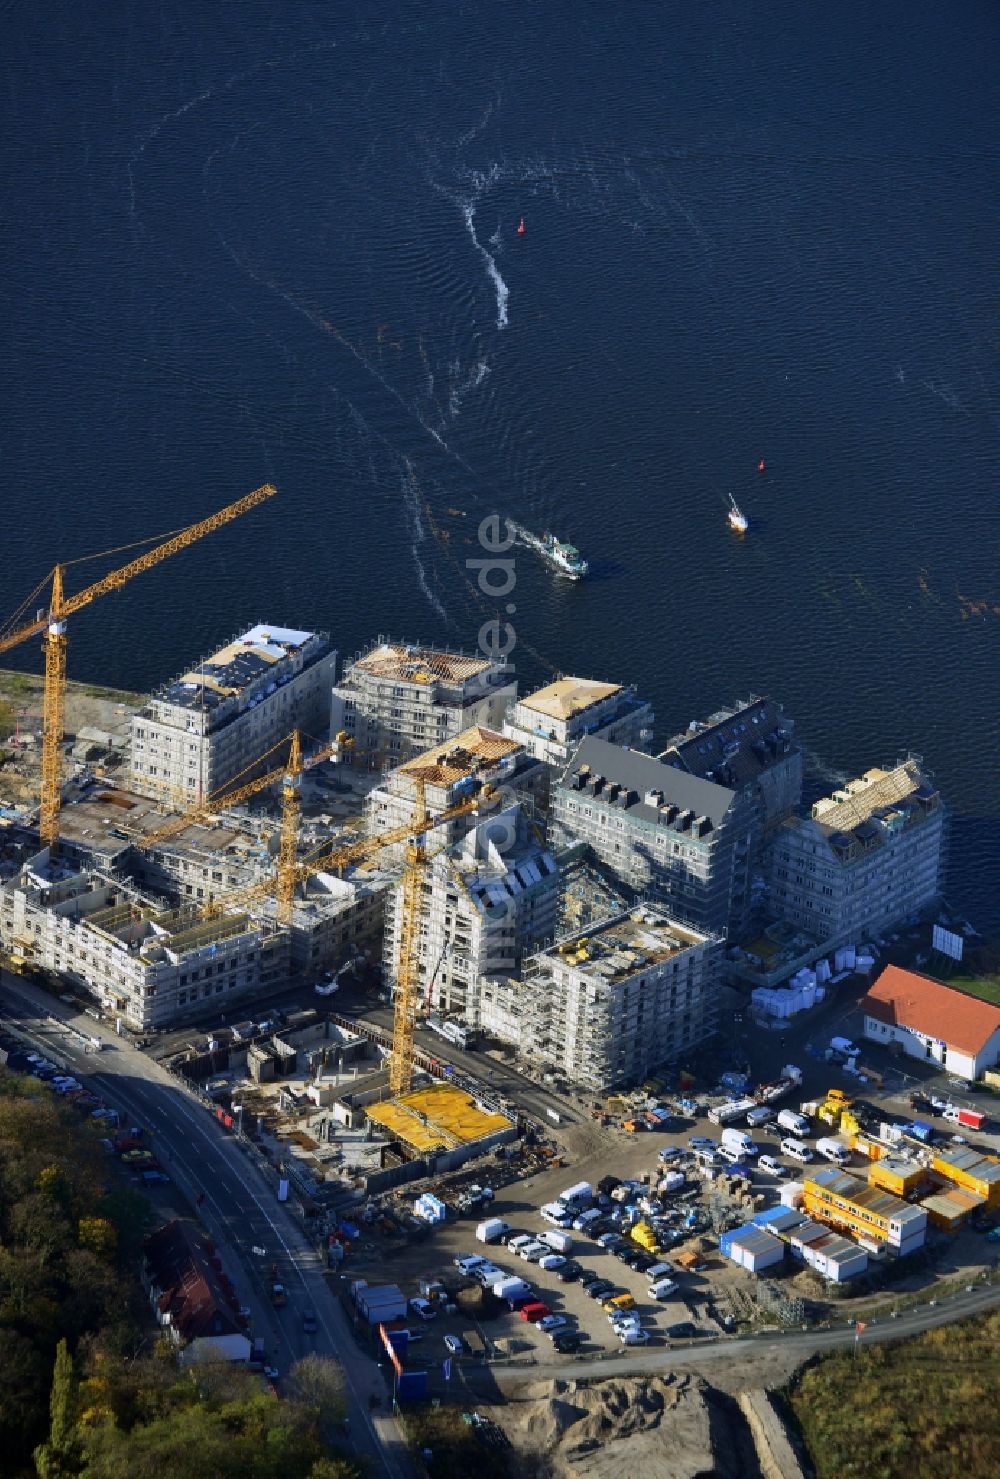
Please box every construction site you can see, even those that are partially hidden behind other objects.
[0,483,522,1198]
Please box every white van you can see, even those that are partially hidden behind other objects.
[717,1144,749,1167]
[693,1147,720,1169]
[507,1235,533,1254]
[648,1278,679,1300]
[573,1208,602,1233]
[519,1241,549,1262]
[781,1137,814,1163]
[816,1137,851,1166]
[721,1127,753,1155]
[646,1261,673,1280]
[540,1202,573,1226]
[777,1108,810,1137]
[758,1154,787,1177]
[746,1106,774,1129]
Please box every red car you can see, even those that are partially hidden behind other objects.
[519,1302,551,1323]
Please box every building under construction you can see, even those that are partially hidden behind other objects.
[364,1082,515,1168]
[482,905,722,1093]
[0,848,286,1031]
[129,623,336,807]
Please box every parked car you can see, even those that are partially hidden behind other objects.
[552,1332,584,1352]
[665,1321,700,1339]
[610,1312,642,1331]
[619,1328,650,1345]
[577,1268,601,1287]
[408,1298,437,1320]
[757,1154,787,1177]
[518,1302,551,1323]
[557,1261,583,1282]
[443,1334,465,1354]
[586,1280,615,1300]
[597,1232,623,1250]
[538,1254,566,1272]
[536,1314,569,1333]
[688,1136,715,1152]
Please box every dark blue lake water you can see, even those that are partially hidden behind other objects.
[1,2,997,928]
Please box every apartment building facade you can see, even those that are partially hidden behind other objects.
[486,907,721,1093]
[502,676,654,771]
[383,804,560,1022]
[330,639,516,770]
[766,759,945,949]
[660,694,801,831]
[365,725,547,863]
[130,624,336,805]
[551,738,754,938]
[0,857,286,1031]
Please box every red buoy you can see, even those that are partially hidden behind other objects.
[516,217,526,236]
[757,458,766,473]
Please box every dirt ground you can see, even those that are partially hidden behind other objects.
[493,1372,774,1479]
[0,668,142,808]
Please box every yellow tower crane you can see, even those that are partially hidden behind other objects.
[276,729,303,927]
[389,778,429,1098]
[0,483,277,854]
[194,776,495,1095]
[133,729,335,855]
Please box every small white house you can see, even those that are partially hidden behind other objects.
[861,964,1000,1081]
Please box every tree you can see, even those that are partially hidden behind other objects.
[284,1354,347,1432]
[34,1338,79,1479]
[0,1327,48,1466]
[78,1218,118,1262]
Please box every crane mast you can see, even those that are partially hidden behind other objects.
[39,565,69,851]
[0,483,277,855]
[276,730,303,926]
[389,779,429,1098]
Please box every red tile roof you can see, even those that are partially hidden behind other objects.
[863,964,1000,1057]
[144,1220,242,1343]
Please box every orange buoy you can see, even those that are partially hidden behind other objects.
[516,217,526,236]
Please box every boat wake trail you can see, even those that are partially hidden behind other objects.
[401,460,450,623]
[802,747,849,789]
[447,355,491,418]
[462,171,509,330]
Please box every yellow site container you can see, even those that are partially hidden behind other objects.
[930,1150,1000,1208]
[631,1220,658,1251]
[869,1157,923,1197]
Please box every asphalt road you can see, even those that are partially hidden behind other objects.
[497,1276,1000,1387]
[0,971,413,1479]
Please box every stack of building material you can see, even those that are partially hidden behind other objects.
[414,1193,447,1224]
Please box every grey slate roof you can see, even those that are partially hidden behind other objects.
[557,737,736,831]
[660,697,794,790]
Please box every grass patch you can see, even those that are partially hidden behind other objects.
[400,1406,514,1479]
[938,974,1000,1006]
[784,1308,1000,1478]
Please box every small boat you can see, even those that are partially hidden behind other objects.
[516,217,526,236]
[508,521,588,578]
[757,458,766,473]
[728,494,749,534]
